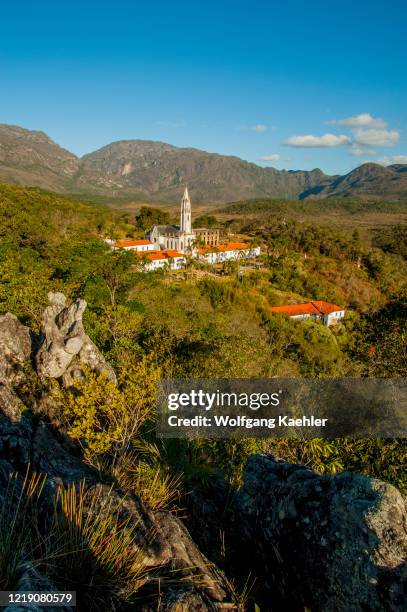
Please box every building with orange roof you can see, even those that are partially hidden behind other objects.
[197,242,261,264]
[145,188,260,262]
[109,189,261,270]
[112,238,156,252]
[136,248,186,271]
[269,301,345,326]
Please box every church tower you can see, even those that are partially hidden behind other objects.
[180,186,192,234]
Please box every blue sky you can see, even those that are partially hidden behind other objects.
[1,0,406,174]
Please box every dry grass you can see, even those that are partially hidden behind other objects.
[110,451,181,511]
[0,469,47,590]
[53,481,149,608]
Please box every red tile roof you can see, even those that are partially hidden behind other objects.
[113,239,153,248]
[269,301,343,317]
[198,242,249,254]
[312,300,344,315]
[162,249,184,258]
[136,249,185,261]
[146,252,167,261]
[218,242,249,252]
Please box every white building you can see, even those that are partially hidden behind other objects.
[112,239,156,252]
[140,249,186,271]
[110,189,261,272]
[269,301,345,326]
[197,242,261,264]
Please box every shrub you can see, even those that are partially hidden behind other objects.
[62,358,159,460]
[110,453,181,510]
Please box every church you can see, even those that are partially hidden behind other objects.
[146,187,196,253]
[110,187,260,270]
[146,187,221,253]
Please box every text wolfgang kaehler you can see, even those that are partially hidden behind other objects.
[166,390,328,429]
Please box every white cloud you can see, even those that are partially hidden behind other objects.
[250,124,268,132]
[281,114,400,157]
[282,133,350,148]
[349,143,377,156]
[352,128,400,147]
[375,155,407,166]
[238,123,270,133]
[328,113,387,129]
[259,153,290,161]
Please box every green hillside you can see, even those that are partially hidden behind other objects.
[0,182,406,606]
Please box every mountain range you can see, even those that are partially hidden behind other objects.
[1,123,406,202]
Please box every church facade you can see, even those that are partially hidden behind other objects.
[146,187,196,253]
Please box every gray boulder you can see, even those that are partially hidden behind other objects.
[3,564,72,612]
[32,424,92,485]
[82,483,171,572]
[35,292,116,385]
[0,383,24,423]
[0,312,31,387]
[80,485,232,604]
[136,589,225,611]
[0,312,31,423]
[0,408,33,468]
[155,510,230,603]
[35,292,85,379]
[236,455,407,611]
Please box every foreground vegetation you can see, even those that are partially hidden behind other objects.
[0,183,406,605]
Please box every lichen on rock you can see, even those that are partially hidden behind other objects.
[35,292,116,385]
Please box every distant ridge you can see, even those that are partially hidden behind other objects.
[305,163,407,200]
[0,123,406,202]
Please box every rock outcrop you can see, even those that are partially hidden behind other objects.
[1,298,406,611]
[3,564,72,612]
[0,297,235,610]
[236,455,407,612]
[137,589,222,611]
[155,511,229,602]
[0,312,31,387]
[0,312,32,422]
[0,292,116,391]
[35,292,116,385]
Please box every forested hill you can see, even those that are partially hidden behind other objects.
[0,183,115,322]
[1,123,407,202]
[221,197,407,215]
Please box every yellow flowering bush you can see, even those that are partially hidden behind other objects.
[63,357,159,458]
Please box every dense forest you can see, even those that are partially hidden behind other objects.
[221,196,407,216]
[0,183,406,607]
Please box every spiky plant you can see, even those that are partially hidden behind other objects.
[52,481,149,610]
[0,470,47,590]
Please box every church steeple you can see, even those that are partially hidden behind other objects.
[180,186,192,234]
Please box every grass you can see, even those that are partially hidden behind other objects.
[110,453,182,511]
[0,470,151,610]
[53,481,149,608]
[0,469,47,590]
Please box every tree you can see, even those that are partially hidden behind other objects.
[192,215,219,228]
[99,250,135,307]
[135,207,169,231]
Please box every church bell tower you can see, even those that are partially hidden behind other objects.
[180,186,192,234]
